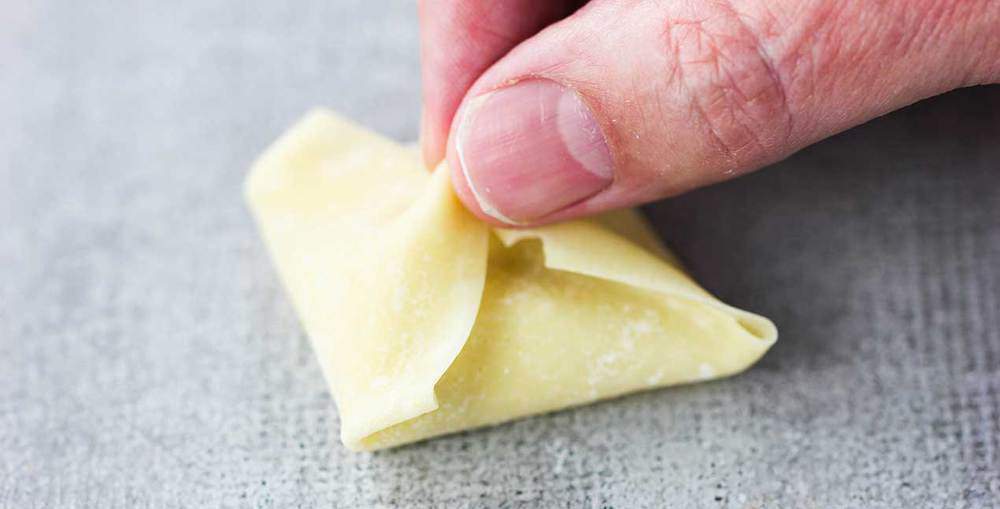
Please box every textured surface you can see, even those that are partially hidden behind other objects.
[1,1,998,507]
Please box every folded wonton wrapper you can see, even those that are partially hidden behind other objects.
[245,110,777,451]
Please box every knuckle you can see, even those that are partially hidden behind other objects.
[661,2,793,170]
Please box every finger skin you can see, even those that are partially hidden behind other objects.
[445,0,1000,226]
[418,0,578,168]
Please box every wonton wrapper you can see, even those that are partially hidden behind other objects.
[246,110,777,451]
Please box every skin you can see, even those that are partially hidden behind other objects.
[419,0,1000,226]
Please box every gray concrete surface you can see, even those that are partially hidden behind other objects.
[1,1,998,507]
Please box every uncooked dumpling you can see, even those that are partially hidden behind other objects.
[245,110,777,451]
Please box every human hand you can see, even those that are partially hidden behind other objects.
[419,0,999,226]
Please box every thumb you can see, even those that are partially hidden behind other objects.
[445,0,999,226]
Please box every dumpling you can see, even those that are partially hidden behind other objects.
[245,110,777,451]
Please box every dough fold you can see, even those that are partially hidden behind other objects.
[246,110,777,451]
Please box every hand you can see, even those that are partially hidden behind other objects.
[419,0,999,226]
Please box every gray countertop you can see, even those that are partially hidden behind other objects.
[1,1,998,507]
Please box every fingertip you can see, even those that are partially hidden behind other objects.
[445,133,518,228]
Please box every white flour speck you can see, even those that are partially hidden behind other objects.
[698,363,715,380]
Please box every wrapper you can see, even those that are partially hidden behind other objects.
[245,110,777,451]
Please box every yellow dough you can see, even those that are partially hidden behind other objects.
[245,110,777,451]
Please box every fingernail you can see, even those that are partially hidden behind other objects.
[454,79,613,224]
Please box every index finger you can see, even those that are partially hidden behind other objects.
[418,0,580,168]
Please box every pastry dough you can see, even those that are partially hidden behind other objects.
[245,110,777,451]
